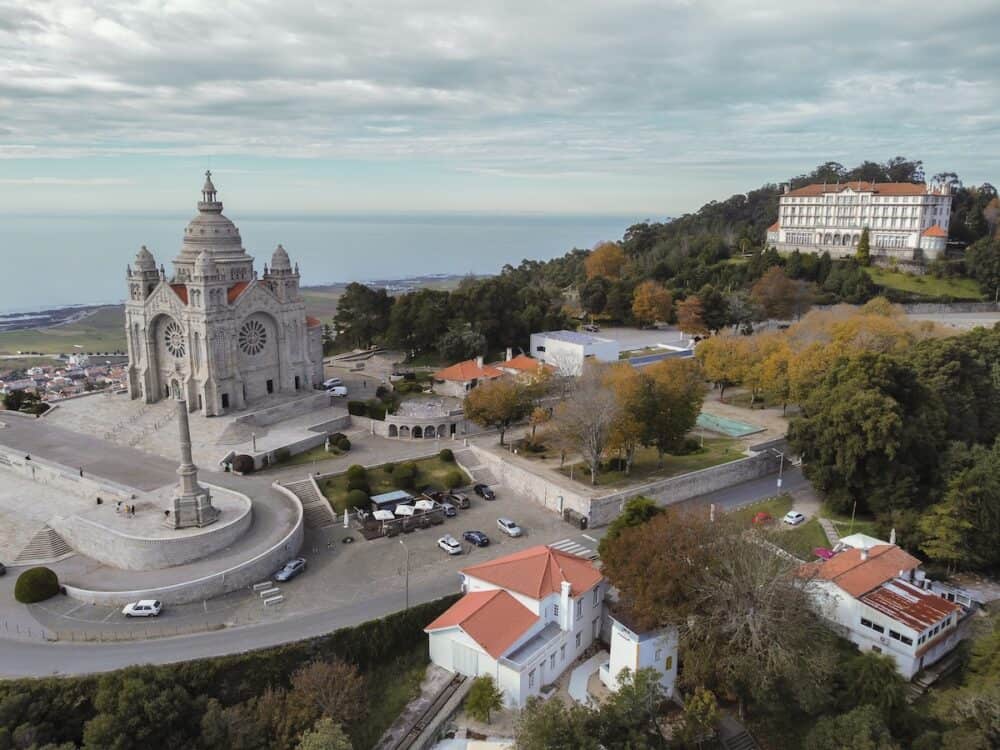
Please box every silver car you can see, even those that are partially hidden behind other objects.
[497,517,522,537]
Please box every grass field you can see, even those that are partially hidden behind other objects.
[819,502,882,539]
[0,306,128,355]
[320,455,469,512]
[864,267,983,300]
[767,518,831,560]
[558,437,741,488]
[728,494,793,526]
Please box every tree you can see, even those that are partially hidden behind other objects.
[436,322,486,362]
[585,241,626,280]
[550,364,620,485]
[332,282,392,349]
[580,276,610,316]
[965,238,1000,301]
[296,719,352,750]
[843,652,909,722]
[594,668,669,749]
[857,227,872,266]
[597,496,663,557]
[759,338,793,413]
[604,363,648,475]
[465,676,504,724]
[751,267,811,320]
[919,499,973,573]
[631,280,673,327]
[643,359,707,462]
[528,406,550,443]
[289,659,366,725]
[806,706,899,750]
[679,687,719,749]
[676,296,708,336]
[695,332,744,402]
[464,378,531,446]
[514,696,600,750]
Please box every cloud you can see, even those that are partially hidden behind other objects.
[0,0,998,210]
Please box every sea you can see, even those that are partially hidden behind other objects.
[0,212,647,314]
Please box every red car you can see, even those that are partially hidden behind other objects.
[751,511,773,526]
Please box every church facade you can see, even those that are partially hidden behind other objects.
[125,172,323,416]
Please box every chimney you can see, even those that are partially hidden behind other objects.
[475,355,484,369]
[783,183,790,195]
[560,580,572,631]
[505,347,513,362]
[860,547,869,562]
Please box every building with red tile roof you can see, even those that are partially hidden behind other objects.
[431,356,504,398]
[425,544,605,707]
[767,180,953,263]
[802,537,966,679]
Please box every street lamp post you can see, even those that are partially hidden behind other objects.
[399,539,409,610]
[774,449,785,490]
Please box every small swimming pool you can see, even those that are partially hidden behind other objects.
[696,412,766,438]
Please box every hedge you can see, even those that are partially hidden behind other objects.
[15,567,60,604]
[347,400,367,416]
[232,454,255,474]
[346,489,369,509]
[336,436,352,451]
[439,448,454,463]
[346,464,367,481]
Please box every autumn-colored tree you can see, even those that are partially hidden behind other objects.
[549,364,620,485]
[759,338,793,414]
[751,266,812,320]
[695,332,745,402]
[631,280,673,327]
[528,406,550,443]
[289,659,367,724]
[604,364,647,475]
[296,718,353,750]
[585,241,626,280]
[676,296,708,336]
[644,358,708,462]
[464,378,532,446]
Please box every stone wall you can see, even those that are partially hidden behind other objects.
[235,391,333,427]
[901,302,1000,314]
[61,483,304,606]
[50,485,253,571]
[0,446,133,504]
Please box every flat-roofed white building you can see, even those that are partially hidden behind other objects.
[529,330,620,376]
[599,614,678,697]
[766,181,952,262]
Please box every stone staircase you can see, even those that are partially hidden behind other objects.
[14,525,74,565]
[723,731,760,750]
[453,449,497,485]
[282,478,337,529]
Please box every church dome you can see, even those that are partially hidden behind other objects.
[135,245,157,270]
[177,171,247,261]
[194,249,217,277]
[270,244,291,271]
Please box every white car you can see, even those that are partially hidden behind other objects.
[497,517,522,537]
[122,599,162,617]
[782,510,806,526]
[326,385,348,397]
[323,378,343,388]
[438,535,462,555]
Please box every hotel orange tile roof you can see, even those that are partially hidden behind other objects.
[461,544,603,600]
[860,579,961,631]
[425,589,538,658]
[767,221,780,232]
[227,281,250,304]
[169,284,189,304]
[921,224,947,238]
[803,544,921,598]
[433,359,504,382]
[784,182,931,198]
[306,315,321,328]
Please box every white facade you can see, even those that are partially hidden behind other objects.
[125,173,323,416]
[599,616,678,696]
[766,181,952,262]
[529,331,620,376]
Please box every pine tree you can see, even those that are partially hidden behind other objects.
[857,227,872,267]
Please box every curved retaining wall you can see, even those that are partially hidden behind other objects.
[51,485,253,571]
[61,483,304,606]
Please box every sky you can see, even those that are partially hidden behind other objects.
[1,0,999,216]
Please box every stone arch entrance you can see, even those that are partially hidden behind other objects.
[388,424,398,438]
[413,426,423,439]
[399,426,410,439]
[425,425,436,438]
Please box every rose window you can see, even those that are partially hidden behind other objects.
[163,321,186,358]
[239,319,268,355]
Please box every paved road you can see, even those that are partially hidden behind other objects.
[677,466,807,512]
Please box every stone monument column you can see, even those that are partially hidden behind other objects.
[167,398,221,528]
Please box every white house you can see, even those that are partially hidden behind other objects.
[431,356,505,398]
[599,614,678,697]
[425,545,605,707]
[766,180,953,262]
[528,331,620,376]
[802,540,965,679]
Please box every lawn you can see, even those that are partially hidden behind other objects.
[271,443,349,468]
[864,267,983,300]
[558,437,741,488]
[820,502,882,539]
[350,644,428,749]
[767,518,831,560]
[728,494,793,526]
[320,455,470,512]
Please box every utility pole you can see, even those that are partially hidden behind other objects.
[774,449,785,490]
[399,539,409,610]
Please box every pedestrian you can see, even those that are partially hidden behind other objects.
[79,467,84,477]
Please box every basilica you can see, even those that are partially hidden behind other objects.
[125,172,323,416]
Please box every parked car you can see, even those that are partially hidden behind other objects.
[782,511,806,526]
[323,378,343,388]
[0,561,6,576]
[497,517,522,537]
[326,385,348,397]
[463,530,490,547]
[122,600,162,617]
[751,511,773,526]
[422,489,445,502]
[438,535,462,555]
[473,484,496,500]
[275,557,307,581]
[447,492,471,509]
[438,502,457,518]
[583,324,600,332]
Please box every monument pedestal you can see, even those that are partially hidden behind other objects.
[165,397,221,529]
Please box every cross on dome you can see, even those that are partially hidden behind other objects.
[201,170,217,203]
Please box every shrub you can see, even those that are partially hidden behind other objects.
[366,400,387,421]
[346,464,367,481]
[375,385,390,400]
[346,477,369,494]
[400,461,418,475]
[329,432,347,443]
[383,462,396,474]
[345,489,369,509]
[232,454,255,474]
[444,469,465,490]
[347,400,367,416]
[14,567,59,604]
[336,436,351,451]
[394,467,416,490]
[274,448,291,464]
[439,448,454,463]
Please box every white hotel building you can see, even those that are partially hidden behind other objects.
[766,181,952,262]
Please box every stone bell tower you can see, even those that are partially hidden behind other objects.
[166,398,220,529]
